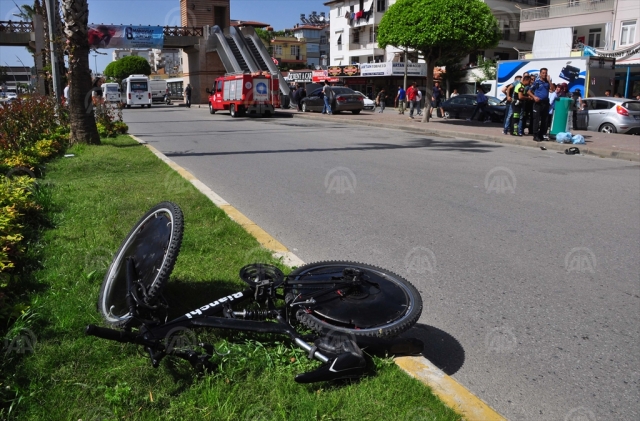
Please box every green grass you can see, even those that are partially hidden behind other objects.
[1,135,461,421]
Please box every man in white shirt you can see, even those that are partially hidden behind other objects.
[63,83,70,106]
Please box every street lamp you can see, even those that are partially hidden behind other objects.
[93,54,98,76]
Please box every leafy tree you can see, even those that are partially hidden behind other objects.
[109,56,151,81]
[378,0,500,122]
[102,61,118,79]
[62,0,100,144]
[474,57,497,82]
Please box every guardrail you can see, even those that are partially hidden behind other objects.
[0,21,33,33]
[163,26,203,37]
[520,0,614,22]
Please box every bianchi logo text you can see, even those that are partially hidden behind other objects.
[184,292,243,319]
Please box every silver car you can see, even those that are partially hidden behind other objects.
[583,97,640,134]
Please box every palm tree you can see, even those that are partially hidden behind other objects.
[61,0,99,144]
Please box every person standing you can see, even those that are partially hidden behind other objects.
[376,88,387,113]
[407,82,418,119]
[511,75,532,136]
[294,84,306,112]
[91,77,104,105]
[430,82,444,118]
[604,90,611,97]
[467,88,490,122]
[322,81,333,115]
[185,83,192,108]
[528,68,552,142]
[501,75,522,134]
[416,88,423,116]
[395,85,406,114]
[571,89,584,130]
[450,89,459,98]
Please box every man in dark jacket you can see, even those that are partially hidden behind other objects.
[294,84,306,112]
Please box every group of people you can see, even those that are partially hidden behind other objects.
[500,69,586,141]
[378,82,446,119]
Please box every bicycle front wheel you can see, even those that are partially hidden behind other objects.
[288,261,423,338]
[97,202,183,327]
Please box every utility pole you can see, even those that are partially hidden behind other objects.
[44,0,62,103]
[93,54,98,75]
[403,50,408,92]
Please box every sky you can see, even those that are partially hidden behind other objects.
[0,0,329,73]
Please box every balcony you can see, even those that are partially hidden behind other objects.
[520,0,615,32]
[349,42,377,51]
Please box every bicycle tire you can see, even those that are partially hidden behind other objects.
[97,202,183,327]
[288,261,422,338]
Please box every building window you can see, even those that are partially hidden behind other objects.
[518,32,527,41]
[377,0,386,12]
[320,35,327,44]
[620,20,637,46]
[374,54,384,63]
[274,45,282,56]
[502,23,510,41]
[588,28,601,48]
[290,45,300,58]
[353,30,360,43]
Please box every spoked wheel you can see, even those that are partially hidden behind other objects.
[288,261,422,338]
[97,202,183,327]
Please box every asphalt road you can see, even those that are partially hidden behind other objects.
[124,105,639,421]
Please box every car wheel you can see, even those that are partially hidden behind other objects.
[209,103,215,114]
[302,102,308,112]
[230,104,237,118]
[599,123,616,134]
[352,110,361,115]
[444,111,451,119]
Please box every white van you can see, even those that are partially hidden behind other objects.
[102,82,121,103]
[149,79,168,103]
[121,75,152,108]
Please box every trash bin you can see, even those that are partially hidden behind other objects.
[574,109,589,131]
[550,97,572,137]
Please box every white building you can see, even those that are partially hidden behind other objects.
[111,49,183,74]
[324,0,534,66]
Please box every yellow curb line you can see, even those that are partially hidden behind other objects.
[129,133,506,420]
[395,356,506,421]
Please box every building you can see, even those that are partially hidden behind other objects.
[271,36,307,69]
[0,66,35,92]
[289,12,331,68]
[518,0,639,97]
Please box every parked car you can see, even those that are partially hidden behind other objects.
[6,92,18,99]
[354,90,376,111]
[301,86,364,114]
[441,94,506,122]
[581,97,640,134]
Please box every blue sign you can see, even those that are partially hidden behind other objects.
[88,25,164,49]
[256,82,268,95]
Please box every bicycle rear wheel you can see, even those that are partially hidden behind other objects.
[288,261,422,338]
[97,202,183,327]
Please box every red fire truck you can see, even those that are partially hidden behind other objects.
[206,72,279,117]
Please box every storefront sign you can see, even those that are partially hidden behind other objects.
[327,65,361,77]
[285,71,313,83]
[391,62,427,76]
[360,63,392,76]
[88,25,164,49]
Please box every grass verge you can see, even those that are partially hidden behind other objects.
[2,135,461,421]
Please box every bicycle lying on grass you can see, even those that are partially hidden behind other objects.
[86,202,424,383]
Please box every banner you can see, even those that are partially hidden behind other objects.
[285,71,313,83]
[88,25,164,49]
[360,62,392,76]
[391,62,427,76]
[327,65,360,77]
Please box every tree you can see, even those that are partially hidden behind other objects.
[102,61,117,79]
[109,56,151,80]
[473,57,497,82]
[378,0,500,122]
[62,0,100,144]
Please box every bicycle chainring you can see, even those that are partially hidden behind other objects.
[239,263,284,288]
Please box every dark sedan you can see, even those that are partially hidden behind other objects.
[301,87,364,114]
[442,94,506,122]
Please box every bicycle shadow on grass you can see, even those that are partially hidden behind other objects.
[401,323,465,376]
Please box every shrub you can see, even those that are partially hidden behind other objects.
[0,96,59,152]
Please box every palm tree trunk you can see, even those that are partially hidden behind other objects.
[62,0,100,145]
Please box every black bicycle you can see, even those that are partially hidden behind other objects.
[86,202,423,383]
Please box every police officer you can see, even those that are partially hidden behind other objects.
[511,75,532,136]
[528,68,552,141]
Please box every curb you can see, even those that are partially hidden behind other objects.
[287,111,640,162]
[129,133,507,421]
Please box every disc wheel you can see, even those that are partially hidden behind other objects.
[599,123,616,133]
[302,102,308,112]
[230,104,237,118]
[97,202,183,327]
[288,261,422,338]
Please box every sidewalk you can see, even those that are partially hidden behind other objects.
[279,107,640,162]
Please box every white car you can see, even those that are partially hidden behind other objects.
[355,91,376,111]
[6,92,18,99]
